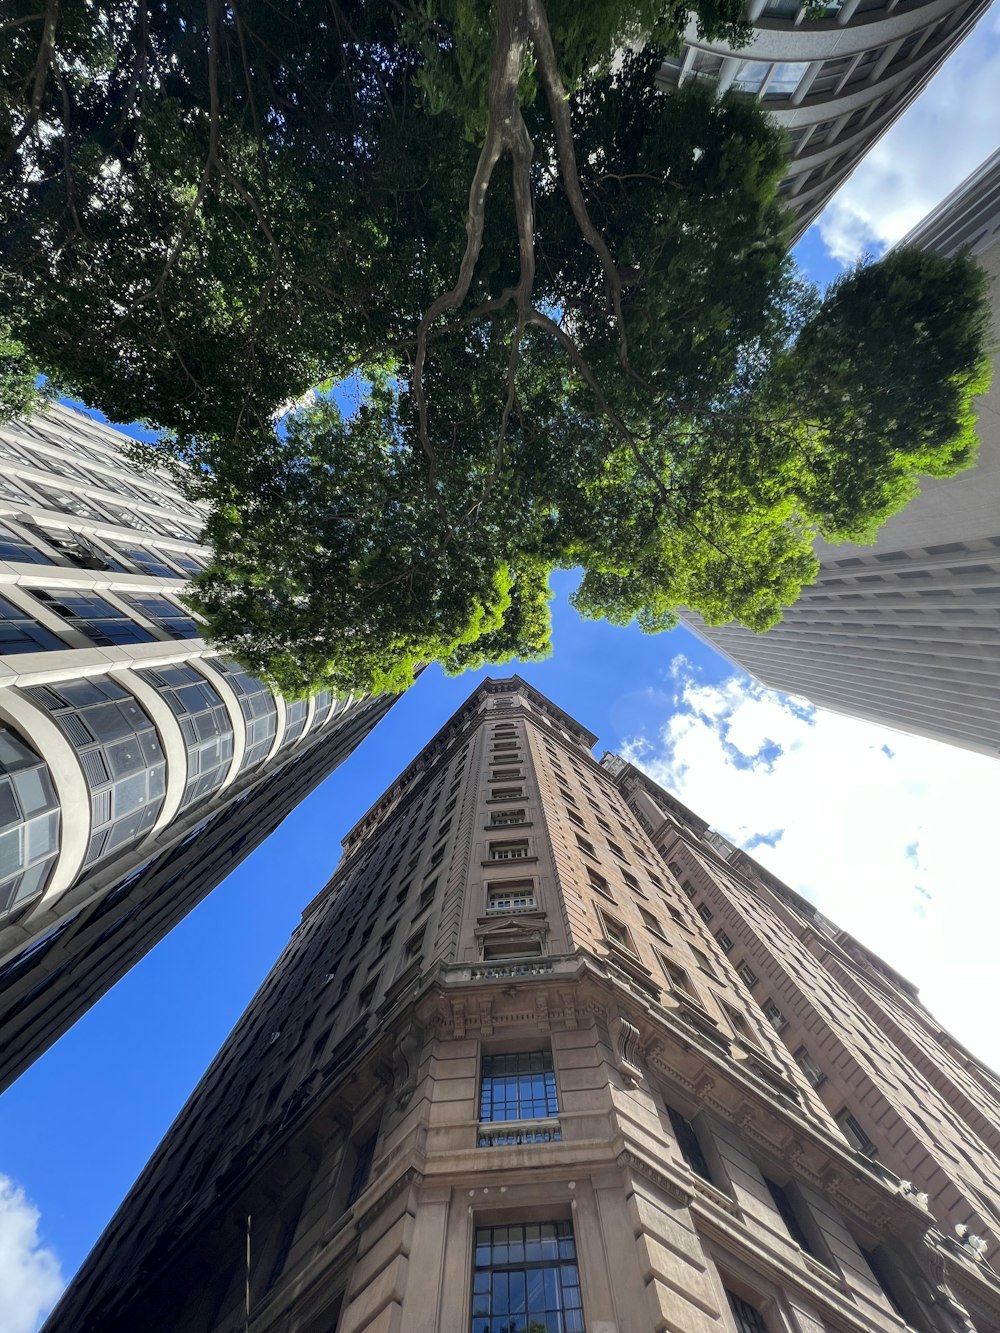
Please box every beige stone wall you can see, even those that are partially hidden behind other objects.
[43,680,1000,1333]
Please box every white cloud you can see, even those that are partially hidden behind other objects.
[0,1176,64,1333]
[623,658,1000,1072]
[816,3,1000,264]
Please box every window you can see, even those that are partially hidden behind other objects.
[667,1105,712,1182]
[761,999,786,1031]
[490,809,525,826]
[724,1004,752,1041]
[716,930,734,953]
[764,1177,817,1256]
[793,1046,825,1089]
[345,1131,378,1207]
[639,907,664,937]
[681,881,696,900]
[480,1051,558,1123]
[492,768,521,780]
[0,593,65,654]
[489,840,529,861]
[575,834,595,857]
[0,726,60,919]
[119,593,201,639]
[264,1194,306,1293]
[487,882,536,913]
[309,690,334,731]
[607,839,626,860]
[600,911,636,954]
[26,678,166,867]
[0,523,48,565]
[140,665,234,806]
[491,787,523,802]
[587,867,613,899]
[696,902,713,923]
[113,543,183,578]
[621,869,641,892]
[726,1290,769,1333]
[661,958,695,999]
[737,962,758,990]
[471,1222,583,1333]
[208,660,277,771]
[34,589,154,645]
[404,929,425,961]
[691,946,716,977]
[836,1109,876,1157]
[279,697,309,747]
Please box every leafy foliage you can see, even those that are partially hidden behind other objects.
[1,2,992,696]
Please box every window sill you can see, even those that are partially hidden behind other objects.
[482,857,539,867]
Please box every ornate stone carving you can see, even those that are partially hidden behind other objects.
[610,1013,643,1086]
[392,1022,423,1110]
[451,999,466,1039]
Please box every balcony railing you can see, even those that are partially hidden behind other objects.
[478,1118,562,1148]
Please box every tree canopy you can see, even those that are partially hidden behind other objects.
[0,1,992,696]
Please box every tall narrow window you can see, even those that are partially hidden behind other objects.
[0,726,60,918]
[761,999,786,1031]
[345,1131,378,1207]
[836,1109,877,1157]
[794,1046,825,1088]
[470,1222,583,1333]
[726,1290,769,1333]
[764,1177,816,1257]
[666,1105,713,1183]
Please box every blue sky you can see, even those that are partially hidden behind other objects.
[3,7,1000,1326]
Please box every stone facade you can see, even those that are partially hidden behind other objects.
[44,678,1000,1333]
[0,404,397,1090]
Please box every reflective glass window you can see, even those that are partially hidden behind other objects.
[26,678,165,866]
[280,698,309,747]
[308,690,334,731]
[470,1222,582,1333]
[207,660,277,771]
[34,590,153,645]
[0,594,65,655]
[140,665,234,806]
[0,522,49,565]
[120,593,201,639]
[0,725,61,918]
[480,1051,558,1123]
[114,544,183,578]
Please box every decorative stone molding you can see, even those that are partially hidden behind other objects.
[616,1149,695,1207]
[610,1013,643,1087]
[354,1166,424,1234]
[391,1022,422,1110]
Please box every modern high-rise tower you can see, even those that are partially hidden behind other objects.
[683,146,1000,756]
[0,404,398,1092]
[45,677,1000,1333]
[660,0,992,238]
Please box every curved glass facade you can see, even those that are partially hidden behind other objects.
[139,666,234,807]
[0,725,61,918]
[25,679,166,867]
[207,660,278,773]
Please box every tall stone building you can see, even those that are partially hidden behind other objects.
[0,404,398,1091]
[660,0,992,237]
[45,677,1000,1333]
[682,146,1000,756]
